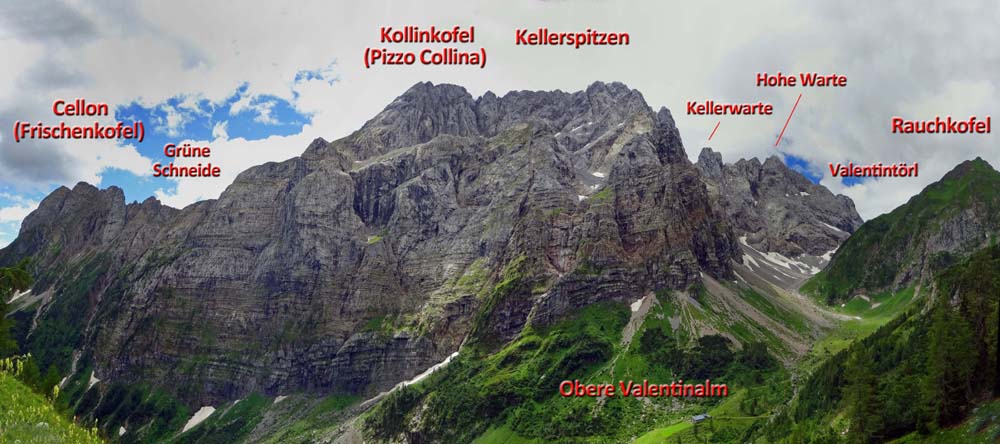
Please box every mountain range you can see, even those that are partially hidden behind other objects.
[1,81,997,444]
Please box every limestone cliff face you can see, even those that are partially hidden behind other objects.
[0,82,854,406]
[696,147,863,258]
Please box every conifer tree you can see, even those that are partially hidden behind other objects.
[0,260,32,357]
[845,348,881,443]
[923,304,976,426]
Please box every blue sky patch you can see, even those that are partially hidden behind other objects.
[839,176,866,186]
[109,83,312,203]
[782,153,870,187]
[0,67,329,247]
[781,153,822,184]
[293,61,339,90]
[0,186,45,247]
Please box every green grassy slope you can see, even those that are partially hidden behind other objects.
[362,284,793,444]
[365,303,632,443]
[788,243,1000,443]
[804,158,1000,303]
[891,398,1000,444]
[798,287,919,372]
[0,371,104,444]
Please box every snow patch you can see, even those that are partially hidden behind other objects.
[554,132,562,137]
[759,250,820,275]
[630,298,643,313]
[742,254,760,269]
[578,195,587,201]
[770,254,812,274]
[570,124,585,132]
[799,191,810,196]
[821,248,836,262]
[360,350,463,409]
[758,250,795,270]
[734,270,748,283]
[119,426,126,437]
[401,352,459,388]
[8,290,30,303]
[182,406,215,433]
[821,222,845,233]
[740,236,820,274]
[88,373,100,390]
[591,171,606,178]
[273,395,287,404]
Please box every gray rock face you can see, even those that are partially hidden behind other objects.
[696,147,864,257]
[0,82,858,408]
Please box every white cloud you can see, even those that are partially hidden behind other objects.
[251,101,277,124]
[0,200,39,223]
[0,192,34,204]
[820,177,924,223]
[0,0,997,224]
[230,98,278,125]
[228,94,254,116]
[159,105,187,137]
[212,121,229,140]
[178,94,209,116]
[153,130,304,208]
[153,77,339,207]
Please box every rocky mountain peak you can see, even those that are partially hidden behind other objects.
[809,156,1000,301]
[308,80,663,165]
[388,82,478,121]
[697,147,724,180]
[401,80,472,99]
[584,81,649,113]
[696,150,863,258]
[941,156,995,182]
[0,81,865,410]
[584,80,629,94]
[21,182,124,234]
[761,154,787,171]
[340,82,480,159]
[304,136,329,152]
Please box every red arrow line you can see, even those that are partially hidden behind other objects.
[775,93,802,147]
[708,121,721,141]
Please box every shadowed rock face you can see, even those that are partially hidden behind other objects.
[696,147,863,258]
[0,82,855,406]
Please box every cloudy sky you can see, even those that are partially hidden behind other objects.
[0,0,997,247]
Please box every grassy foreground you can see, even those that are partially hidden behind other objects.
[891,398,1000,444]
[0,371,103,444]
